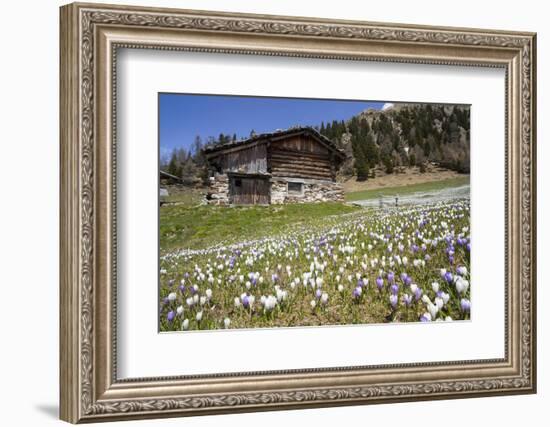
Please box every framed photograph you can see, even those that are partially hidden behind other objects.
[60,2,537,423]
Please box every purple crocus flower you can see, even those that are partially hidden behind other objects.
[390,284,399,295]
[400,272,408,283]
[357,278,364,288]
[389,294,398,309]
[178,284,185,293]
[315,288,322,299]
[404,276,413,287]
[242,295,250,308]
[444,271,454,284]
[352,287,362,298]
[387,272,395,283]
[414,287,423,301]
[272,273,279,283]
[163,297,169,305]
[466,243,471,252]
[460,298,471,312]
[420,313,432,322]
[167,311,175,322]
[376,276,384,291]
[168,279,175,286]
[402,294,413,307]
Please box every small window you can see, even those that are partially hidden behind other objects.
[288,182,303,194]
[234,178,242,188]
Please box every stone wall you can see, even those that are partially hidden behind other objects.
[205,174,229,205]
[206,174,345,205]
[271,178,344,204]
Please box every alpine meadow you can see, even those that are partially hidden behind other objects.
[158,96,471,332]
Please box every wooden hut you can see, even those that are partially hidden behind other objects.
[203,127,346,205]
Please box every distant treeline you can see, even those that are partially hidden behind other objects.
[161,104,470,185]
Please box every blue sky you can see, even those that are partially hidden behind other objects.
[159,93,386,158]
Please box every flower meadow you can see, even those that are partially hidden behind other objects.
[159,199,470,332]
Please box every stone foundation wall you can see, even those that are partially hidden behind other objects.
[206,174,345,205]
[271,178,344,204]
[205,174,229,205]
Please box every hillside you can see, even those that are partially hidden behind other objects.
[318,103,470,181]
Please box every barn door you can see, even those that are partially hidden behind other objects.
[230,176,270,205]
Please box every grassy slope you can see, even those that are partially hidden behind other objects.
[160,202,360,252]
[344,176,470,201]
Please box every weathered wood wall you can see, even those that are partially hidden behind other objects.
[270,135,334,181]
[212,143,268,174]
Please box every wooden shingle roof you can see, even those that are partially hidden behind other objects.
[203,126,347,159]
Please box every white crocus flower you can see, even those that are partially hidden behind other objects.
[205,289,212,300]
[338,284,344,293]
[427,302,439,319]
[264,295,277,311]
[245,281,252,290]
[457,266,468,276]
[234,297,241,308]
[176,305,184,316]
[276,289,287,302]
[320,292,329,305]
[455,277,470,294]
[310,300,317,309]
[200,296,207,306]
[432,282,440,293]
[168,292,177,302]
[181,319,189,330]
[224,318,231,329]
[435,297,444,310]
[196,311,203,322]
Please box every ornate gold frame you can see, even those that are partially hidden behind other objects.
[59,2,537,423]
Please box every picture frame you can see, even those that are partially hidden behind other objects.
[59,2,537,423]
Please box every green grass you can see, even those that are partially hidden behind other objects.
[162,188,203,204]
[344,176,470,202]
[160,202,360,253]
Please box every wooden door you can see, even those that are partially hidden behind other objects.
[230,176,270,205]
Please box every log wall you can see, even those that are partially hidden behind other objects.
[270,135,334,181]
